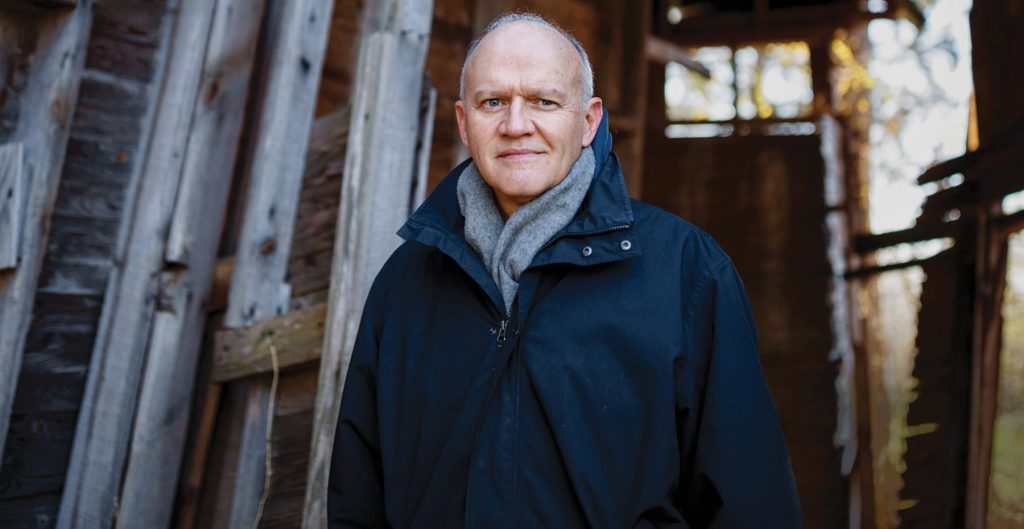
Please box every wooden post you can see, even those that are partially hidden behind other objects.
[219,0,335,527]
[55,0,211,527]
[0,2,94,470]
[0,142,25,271]
[114,0,267,527]
[301,1,434,527]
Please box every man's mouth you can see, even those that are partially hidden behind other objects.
[498,149,542,159]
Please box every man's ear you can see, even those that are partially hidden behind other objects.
[581,97,603,147]
[455,100,470,147]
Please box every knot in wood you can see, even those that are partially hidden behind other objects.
[260,237,276,255]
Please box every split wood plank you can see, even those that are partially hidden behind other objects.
[116,0,267,527]
[219,0,335,527]
[55,0,213,527]
[213,302,326,383]
[0,142,24,270]
[302,1,434,527]
[0,3,94,470]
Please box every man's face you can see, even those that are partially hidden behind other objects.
[456,22,603,217]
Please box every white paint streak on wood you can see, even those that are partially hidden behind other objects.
[301,1,434,526]
[219,0,335,527]
[56,0,212,526]
[0,142,25,270]
[0,3,94,472]
[115,0,267,527]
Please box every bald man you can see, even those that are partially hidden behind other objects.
[328,13,804,529]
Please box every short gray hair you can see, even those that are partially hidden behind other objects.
[458,12,595,105]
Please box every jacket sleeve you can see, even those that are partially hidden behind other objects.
[676,259,806,528]
[328,275,391,529]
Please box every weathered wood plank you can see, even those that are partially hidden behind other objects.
[174,381,221,529]
[54,0,209,526]
[254,370,318,529]
[0,2,95,472]
[286,108,348,298]
[116,1,266,525]
[0,142,24,270]
[302,1,434,526]
[223,0,334,328]
[213,303,325,383]
[219,1,335,527]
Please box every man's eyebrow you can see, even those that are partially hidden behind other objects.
[470,90,504,100]
[470,88,570,101]
[532,88,568,99]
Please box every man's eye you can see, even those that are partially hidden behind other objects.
[484,99,501,108]
[539,99,555,107]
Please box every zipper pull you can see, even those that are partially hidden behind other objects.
[497,320,508,344]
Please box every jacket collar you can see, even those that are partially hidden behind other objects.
[397,110,638,302]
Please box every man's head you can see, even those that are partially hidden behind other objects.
[456,13,603,217]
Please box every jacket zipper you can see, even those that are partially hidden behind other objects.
[496,292,519,345]
[497,319,509,344]
[496,225,631,344]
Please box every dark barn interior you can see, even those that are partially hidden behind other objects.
[0,0,1022,528]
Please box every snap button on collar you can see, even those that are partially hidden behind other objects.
[620,240,632,251]
[582,246,593,257]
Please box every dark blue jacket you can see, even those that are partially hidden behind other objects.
[328,112,805,528]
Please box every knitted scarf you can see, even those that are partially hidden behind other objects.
[457,147,595,315]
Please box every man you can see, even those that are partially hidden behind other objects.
[329,13,804,529]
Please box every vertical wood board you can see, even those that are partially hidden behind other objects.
[302,0,434,526]
[0,2,95,472]
[56,0,211,526]
[119,0,267,520]
[0,142,25,270]
[217,0,335,527]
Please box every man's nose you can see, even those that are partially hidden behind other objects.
[501,98,535,137]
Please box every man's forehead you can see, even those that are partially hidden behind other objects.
[468,21,579,69]
[464,23,581,85]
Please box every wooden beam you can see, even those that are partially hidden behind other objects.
[0,2,94,471]
[114,1,267,527]
[213,303,326,383]
[218,0,335,527]
[965,214,1004,529]
[0,142,24,270]
[854,222,957,253]
[301,1,434,527]
[55,0,211,527]
[645,35,710,78]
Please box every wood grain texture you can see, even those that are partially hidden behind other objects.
[302,1,434,526]
[116,3,266,526]
[0,2,95,475]
[55,0,207,526]
[213,303,325,383]
[287,108,349,298]
[7,11,180,512]
[223,0,335,328]
[218,1,336,527]
[0,142,24,270]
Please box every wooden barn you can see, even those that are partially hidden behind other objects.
[0,0,1021,528]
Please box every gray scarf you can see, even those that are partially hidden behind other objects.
[457,147,595,315]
